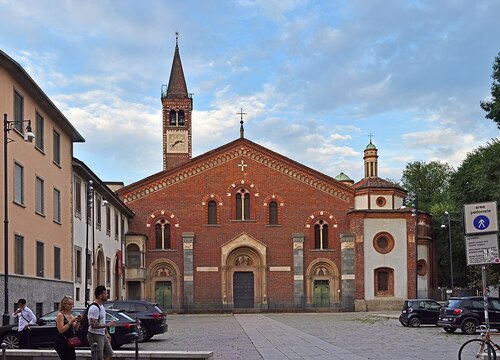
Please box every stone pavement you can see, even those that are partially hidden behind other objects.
[123,312,473,359]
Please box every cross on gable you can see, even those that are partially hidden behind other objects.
[238,160,248,172]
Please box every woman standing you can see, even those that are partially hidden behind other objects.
[55,295,81,360]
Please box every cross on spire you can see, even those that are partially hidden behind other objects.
[238,108,247,138]
[175,31,179,47]
[368,133,374,143]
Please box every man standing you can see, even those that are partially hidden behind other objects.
[87,285,116,360]
[12,298,37,349]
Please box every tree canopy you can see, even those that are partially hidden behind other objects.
[480,52,500,129]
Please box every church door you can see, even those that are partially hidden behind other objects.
[155,281,172,310]
[313,280,330,307]
[233,272,254,308]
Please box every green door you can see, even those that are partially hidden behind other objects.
[314,280,330,307]
[155,281,172,309]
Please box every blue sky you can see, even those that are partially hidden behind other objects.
[1,0,499,185]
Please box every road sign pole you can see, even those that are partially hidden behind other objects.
[482,265,490,329]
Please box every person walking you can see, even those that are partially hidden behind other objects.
[55,295,81,360]
[87,285,115,360]
[12,298,37,349]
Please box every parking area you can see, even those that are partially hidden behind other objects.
[120,312,478,359]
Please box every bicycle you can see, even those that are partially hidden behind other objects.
[458,325,500,359]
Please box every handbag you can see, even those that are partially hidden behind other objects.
[65,336,82,348]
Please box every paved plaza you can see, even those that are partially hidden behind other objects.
[120,312,476,359]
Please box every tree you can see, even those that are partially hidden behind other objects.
[480,52,500,129]
[401,161,454,213]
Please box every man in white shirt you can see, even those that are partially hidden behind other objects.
[12,298,37,348]
[87,285,116,360]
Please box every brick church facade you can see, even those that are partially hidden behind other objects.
[118,39,435,312]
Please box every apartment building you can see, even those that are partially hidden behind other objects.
[0,50,84,319]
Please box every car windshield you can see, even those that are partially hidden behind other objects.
[447,299,463,309]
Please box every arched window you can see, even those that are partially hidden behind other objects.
[235,189,251,220]
[126,243,141,268]
[269,201,278,225]
[374,267,394,296]
[178,111,185,125]
[208,200,217,224]
[155,220,171,249]
[169,110,176,125]
[314,220,329,249]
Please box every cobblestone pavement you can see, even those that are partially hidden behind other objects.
[121,312,475,359]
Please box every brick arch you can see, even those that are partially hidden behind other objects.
[201,194,223,225]
[263,194,284,225]
[146,210,179,250]
[146,259,182,311]
[305,211,339,250]
[305,258,340,307]
[305,210,337,228]
[226,180,260,220]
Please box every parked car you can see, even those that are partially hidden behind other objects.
[103,300,167,341]
[399,299,442,327]
[437,296,500,334]
[0,307,141,349]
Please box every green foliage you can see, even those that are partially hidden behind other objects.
[480,52,500,129]
[401,161,454,213]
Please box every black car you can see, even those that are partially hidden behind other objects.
[0,308,141,349]
[437,296,500,334]
[399,299,442,327]
[103,300,167,341]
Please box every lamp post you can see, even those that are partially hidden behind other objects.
[441,211,454,290]
[3,113,34,325]
[84,180,94,307]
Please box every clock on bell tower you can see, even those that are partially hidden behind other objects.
[161,33,193,171]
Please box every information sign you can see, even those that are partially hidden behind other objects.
[463,201,498,234]
[465,234,500,265]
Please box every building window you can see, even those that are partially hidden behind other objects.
[14,234,24,275]
[75,177,81,216]
[373,232,395,254]
[36,241,44,277]
[235,189,250,220]
[35,112,44,150]
[417,259,427,276]
[86,252,92,281]
[53,130,61,165]
[375,196,386,207]
[106,258,111,286]
[106,206,111,235]
[155,220,171,249]
[178,110,185,125]
[314,220,329,250]
[269,201,278,225]
[53,188,61,223]
[35,176,44,215]
[374,267,394,296]
[96,198,102,229]
[208,200,217,224]
[76,288,80,301]
[127,244,141,268]
[54,246,61,280]
[114,212,119,240]
[121,218,125,241]
[169,110,176,125]
[14,90,24,133]
[75,249,82,280]
[13,162,24,205]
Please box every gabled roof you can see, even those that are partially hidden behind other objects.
[0,50,84,142]
[118,137,355,204]
[166,41,188,99]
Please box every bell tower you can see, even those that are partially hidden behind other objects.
[161,33,193,171]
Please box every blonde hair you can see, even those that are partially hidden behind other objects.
[58,295,73,312]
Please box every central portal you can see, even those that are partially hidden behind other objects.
[233,272,254,308]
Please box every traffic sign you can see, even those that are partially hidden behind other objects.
[465,234,500,265]
[463,201,498,234]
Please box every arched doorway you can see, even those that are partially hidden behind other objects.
[146,260,181,311]
[95,249,105,288]
[221,233,267,309]
[305,259,340,308]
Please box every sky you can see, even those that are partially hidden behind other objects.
[1,0,499,186]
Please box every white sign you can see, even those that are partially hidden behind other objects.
[463,201,498,234]
[465,234,500,265]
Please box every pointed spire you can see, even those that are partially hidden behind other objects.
[237,108,246,138]
[166,32,188,99]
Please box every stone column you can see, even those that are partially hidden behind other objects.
[292,233,305,309]
[182,232,194,310]
[340,233,355,311]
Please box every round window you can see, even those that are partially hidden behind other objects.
[373,232,395,254]
[376,196,386,207]
[417,259,427,276]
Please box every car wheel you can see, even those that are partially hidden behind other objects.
[444,327,457,333]
[409,317,421,327]
[461,320,477,335]
[140,325,151,341]
[400,322,409,327]
[1,333,20,349]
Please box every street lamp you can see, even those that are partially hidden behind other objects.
[84,180,94,307]
[441,211,454,290]
[3,113,34,325]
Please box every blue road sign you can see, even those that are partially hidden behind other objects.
[473,215,490,230]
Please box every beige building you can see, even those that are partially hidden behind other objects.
[0,50,84,319]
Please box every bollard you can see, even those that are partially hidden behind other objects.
[1,342,6,360]
[91,341,98,360]
[134,333,139,360]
